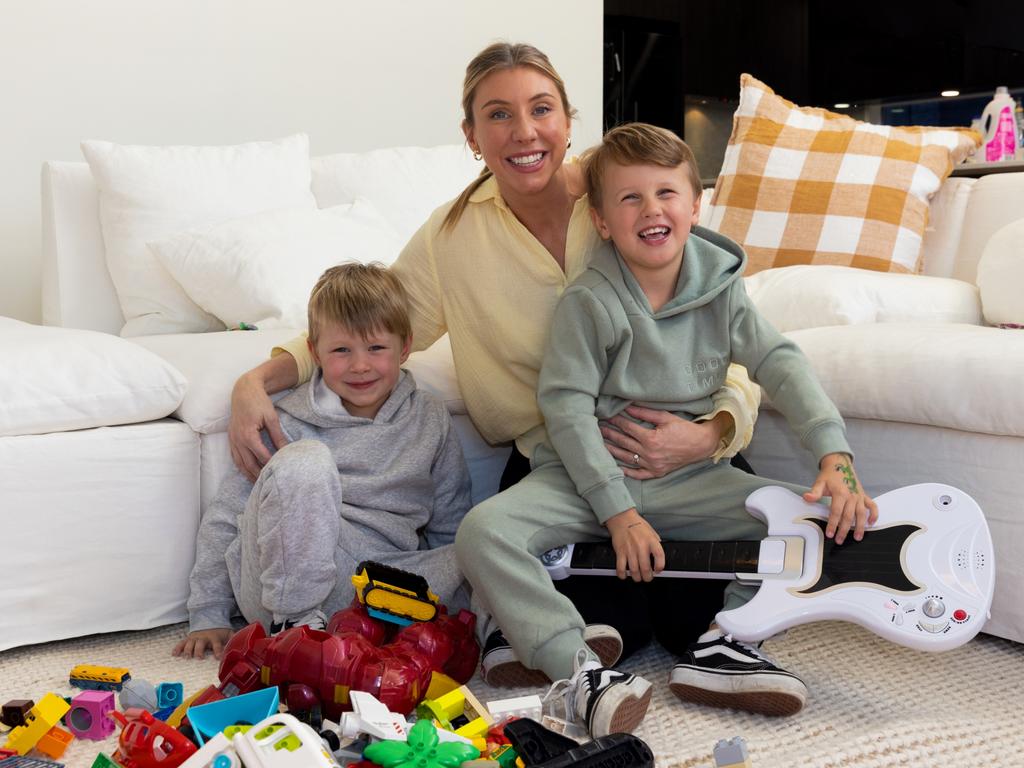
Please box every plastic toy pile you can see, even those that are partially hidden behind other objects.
[0,563,658,768]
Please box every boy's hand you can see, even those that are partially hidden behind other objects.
[804,453,879,545]
[172,628,232,660]
[605,508,665,582]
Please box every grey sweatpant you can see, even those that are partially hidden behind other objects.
[454,456,806,679]
[228,440,468,628]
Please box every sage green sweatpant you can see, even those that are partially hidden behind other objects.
[454,456,807,680]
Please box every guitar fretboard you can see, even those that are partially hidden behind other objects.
[570,540,763,575]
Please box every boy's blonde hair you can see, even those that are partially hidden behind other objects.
[307,262,411,347]
[583,122,703,209]
[443,42,577,231]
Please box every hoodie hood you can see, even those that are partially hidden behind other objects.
[588,225,747,318]
[276,368,417,428]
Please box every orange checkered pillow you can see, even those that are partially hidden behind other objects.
[707,75,980,274]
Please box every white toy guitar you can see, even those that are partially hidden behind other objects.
[540,484,995,652]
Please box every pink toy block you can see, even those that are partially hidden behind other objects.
[66,690,116,740]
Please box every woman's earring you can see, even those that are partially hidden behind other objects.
[566,137,572,149]
[472,148,482,161]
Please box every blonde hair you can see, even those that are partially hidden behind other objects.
[442,42,577,231]
[307,262,411,347]
[583,122,702,209]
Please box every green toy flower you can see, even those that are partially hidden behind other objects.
[363,718,480,768]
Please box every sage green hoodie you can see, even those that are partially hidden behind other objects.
[537,225,850,523]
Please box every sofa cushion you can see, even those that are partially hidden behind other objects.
[311,144,480,243]
[976,217,1024,328]
[707,75,980,275]
[132,330,466,435]
[745,264,981,333]
[0,318,187,437]
[81,134,316,337]
[148,201,403,331]
[774,323,1024,437]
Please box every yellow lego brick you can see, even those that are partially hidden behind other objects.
[3,692,71,756]
[454,716,490,741]
[430,688,467,722]
[425,671,461,700]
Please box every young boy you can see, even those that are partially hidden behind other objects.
[454,124,878,736]
[174,263,472,659]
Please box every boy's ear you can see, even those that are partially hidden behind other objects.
[307,336,321,367]
[691,190,702,227]
[399,334,412,364]
[589,206,612,240]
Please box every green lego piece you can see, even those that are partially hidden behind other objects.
[496,743,520,768]
[91,754,122,768]
[363,719,480,768]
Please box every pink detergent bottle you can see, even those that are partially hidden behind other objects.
[980,87,1019,162]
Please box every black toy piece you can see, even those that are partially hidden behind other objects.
[503,718,654,768]
[1,699,34,728]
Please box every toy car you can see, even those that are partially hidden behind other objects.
[351,561,439,624]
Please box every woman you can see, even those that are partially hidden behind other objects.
[228,42,759,687]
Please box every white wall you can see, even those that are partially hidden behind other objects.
[0,0,602,324]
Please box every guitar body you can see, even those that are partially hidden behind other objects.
[717,484,995,651]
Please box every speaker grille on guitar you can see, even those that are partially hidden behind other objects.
[956,547,969,570]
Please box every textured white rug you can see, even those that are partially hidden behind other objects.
[1,621,1021,767]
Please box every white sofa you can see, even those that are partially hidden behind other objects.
[4,143,1022,653]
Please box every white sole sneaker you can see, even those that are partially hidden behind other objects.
[586,673,653,737]
[669,664,807,716]
[482,624,624,687]
[669,629,807,716]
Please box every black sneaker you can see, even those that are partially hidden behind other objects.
[545,649,652,739]
[669,629,807,716]
[481,624,624,687]
[269,608,328,635]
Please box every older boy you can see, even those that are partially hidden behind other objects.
[455,124,877,733]
[175,263,471,659]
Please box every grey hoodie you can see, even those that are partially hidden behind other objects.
[186,369,472,630]
[538,226,850,523]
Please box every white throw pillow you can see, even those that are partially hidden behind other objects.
[976,217,1024,328]
[744,265,982,333]
[149,201,403,331]
[81,134,316,337]
[311,144,480,242]
[0,318,187,437]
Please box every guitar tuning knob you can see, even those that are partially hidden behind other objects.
[922,597,946,618]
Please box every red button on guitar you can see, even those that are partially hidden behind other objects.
[953,609,968,622]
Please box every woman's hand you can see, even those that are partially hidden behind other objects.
[229,370,289,482]
[601,406,728,480]
[605,508,665,581]
[172,628,232,660]
[804,453,879,545]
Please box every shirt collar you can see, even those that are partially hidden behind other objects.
[468,173,504,207]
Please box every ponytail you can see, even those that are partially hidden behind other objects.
[442,168,493,231]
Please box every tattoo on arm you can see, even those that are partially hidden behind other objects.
[835,461,859,493]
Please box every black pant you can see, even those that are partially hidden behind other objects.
[499,449,754,659]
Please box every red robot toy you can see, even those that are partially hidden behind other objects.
[216,599,479,721]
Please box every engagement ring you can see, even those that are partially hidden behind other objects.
[632,453,641,466]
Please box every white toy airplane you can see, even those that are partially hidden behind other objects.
[178,712,339,768]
